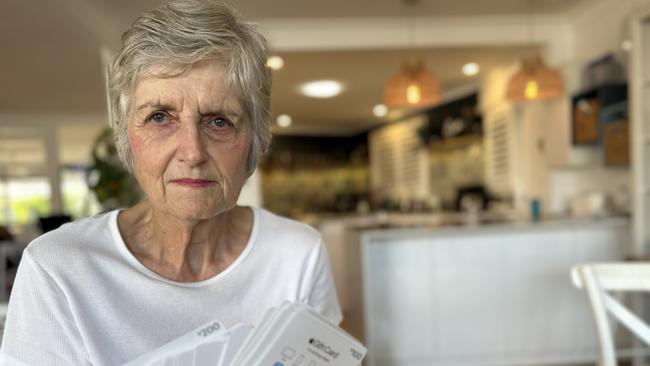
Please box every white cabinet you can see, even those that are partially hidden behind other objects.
[364,239,435,363]
[361,220,628,366]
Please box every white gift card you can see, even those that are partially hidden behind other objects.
[230,303,299,365]
[123,320,227,366]
[218,324,253,366]
[230,302,366,366]
[123,302,366,366]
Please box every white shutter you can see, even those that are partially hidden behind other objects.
[483,107,513,197]
[369,115,428,201]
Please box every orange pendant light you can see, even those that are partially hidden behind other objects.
[506,55,564,101]
[506,0,564,102]
[384,59,441,109]
[383,0,441,109]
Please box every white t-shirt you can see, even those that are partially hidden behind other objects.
[0,207,342,366]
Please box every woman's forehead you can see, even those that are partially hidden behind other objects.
[131,61,243,114]
[142,58,225,78]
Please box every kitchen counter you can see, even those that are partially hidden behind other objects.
[319,214,631,366]
[359,215,630,239]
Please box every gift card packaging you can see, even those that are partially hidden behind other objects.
[123,320,230,366]
[123,301,366,366]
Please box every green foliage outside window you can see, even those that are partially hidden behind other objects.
[87,127,142,209]
[0,188,51,232]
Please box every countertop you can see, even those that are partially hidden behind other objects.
[358,214,630,241]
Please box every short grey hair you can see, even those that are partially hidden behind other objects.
[107,0,271,176]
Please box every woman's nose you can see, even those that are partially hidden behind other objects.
[176,122,208,165]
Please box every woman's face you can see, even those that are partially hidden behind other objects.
[127,59,251,221]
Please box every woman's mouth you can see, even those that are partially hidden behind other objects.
[171,178,217,188]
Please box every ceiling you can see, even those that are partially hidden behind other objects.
[0,0,588,135]
[269,46,539,135]
[111,0,587,21]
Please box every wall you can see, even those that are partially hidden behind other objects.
[546,0,648,215]
[567,0,640,169]
[238,170,262,208]
[480,65,571,217]
[491,0,647,217]
[511,100,570,217]
[570,0,648,69]
[550,168,630,215]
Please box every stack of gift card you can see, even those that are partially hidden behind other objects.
[229,301,366,366]
[123,321,252,366]
[123,301,366,366]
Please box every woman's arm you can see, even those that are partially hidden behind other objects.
[0,252,91,365]
[300,238,343,325]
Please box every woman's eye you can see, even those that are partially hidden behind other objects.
[208,117,232,129]
[148,112,168,124]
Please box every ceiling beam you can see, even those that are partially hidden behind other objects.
[260,14,573,64]
[0,113,108,128]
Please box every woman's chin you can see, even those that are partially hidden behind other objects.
[159,201,233,222]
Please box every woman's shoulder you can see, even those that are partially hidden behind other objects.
[255,208,320,238]
[24,210,118,270]
[254,208,322,250]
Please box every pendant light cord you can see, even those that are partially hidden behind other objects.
[404,0,417,56]
[527,0,536,46]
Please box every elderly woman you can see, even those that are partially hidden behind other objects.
[0,1,341,365]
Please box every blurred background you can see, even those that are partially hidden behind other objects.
[2,0,650,364]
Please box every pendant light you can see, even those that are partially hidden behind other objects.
[506,55,563,101]
[384,0,441,109]
[506,0,564,102]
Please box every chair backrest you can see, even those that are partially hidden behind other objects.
[571,263,650,366]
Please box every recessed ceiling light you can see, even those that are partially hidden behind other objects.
[276,114,292,128]
[373,104,388,118]
[300,80,343,98]
[267,56,284,70]
[462,62,480,76]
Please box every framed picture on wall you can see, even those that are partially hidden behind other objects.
[571,84,627,146]
[573,98,600,144]
[604,119,629,166]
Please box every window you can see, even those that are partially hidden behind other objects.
[61,167,101,220]
[0,178,51,233]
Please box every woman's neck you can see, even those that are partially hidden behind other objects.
[118,200,253,282]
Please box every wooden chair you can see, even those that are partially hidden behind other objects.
[571,263,650,366]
